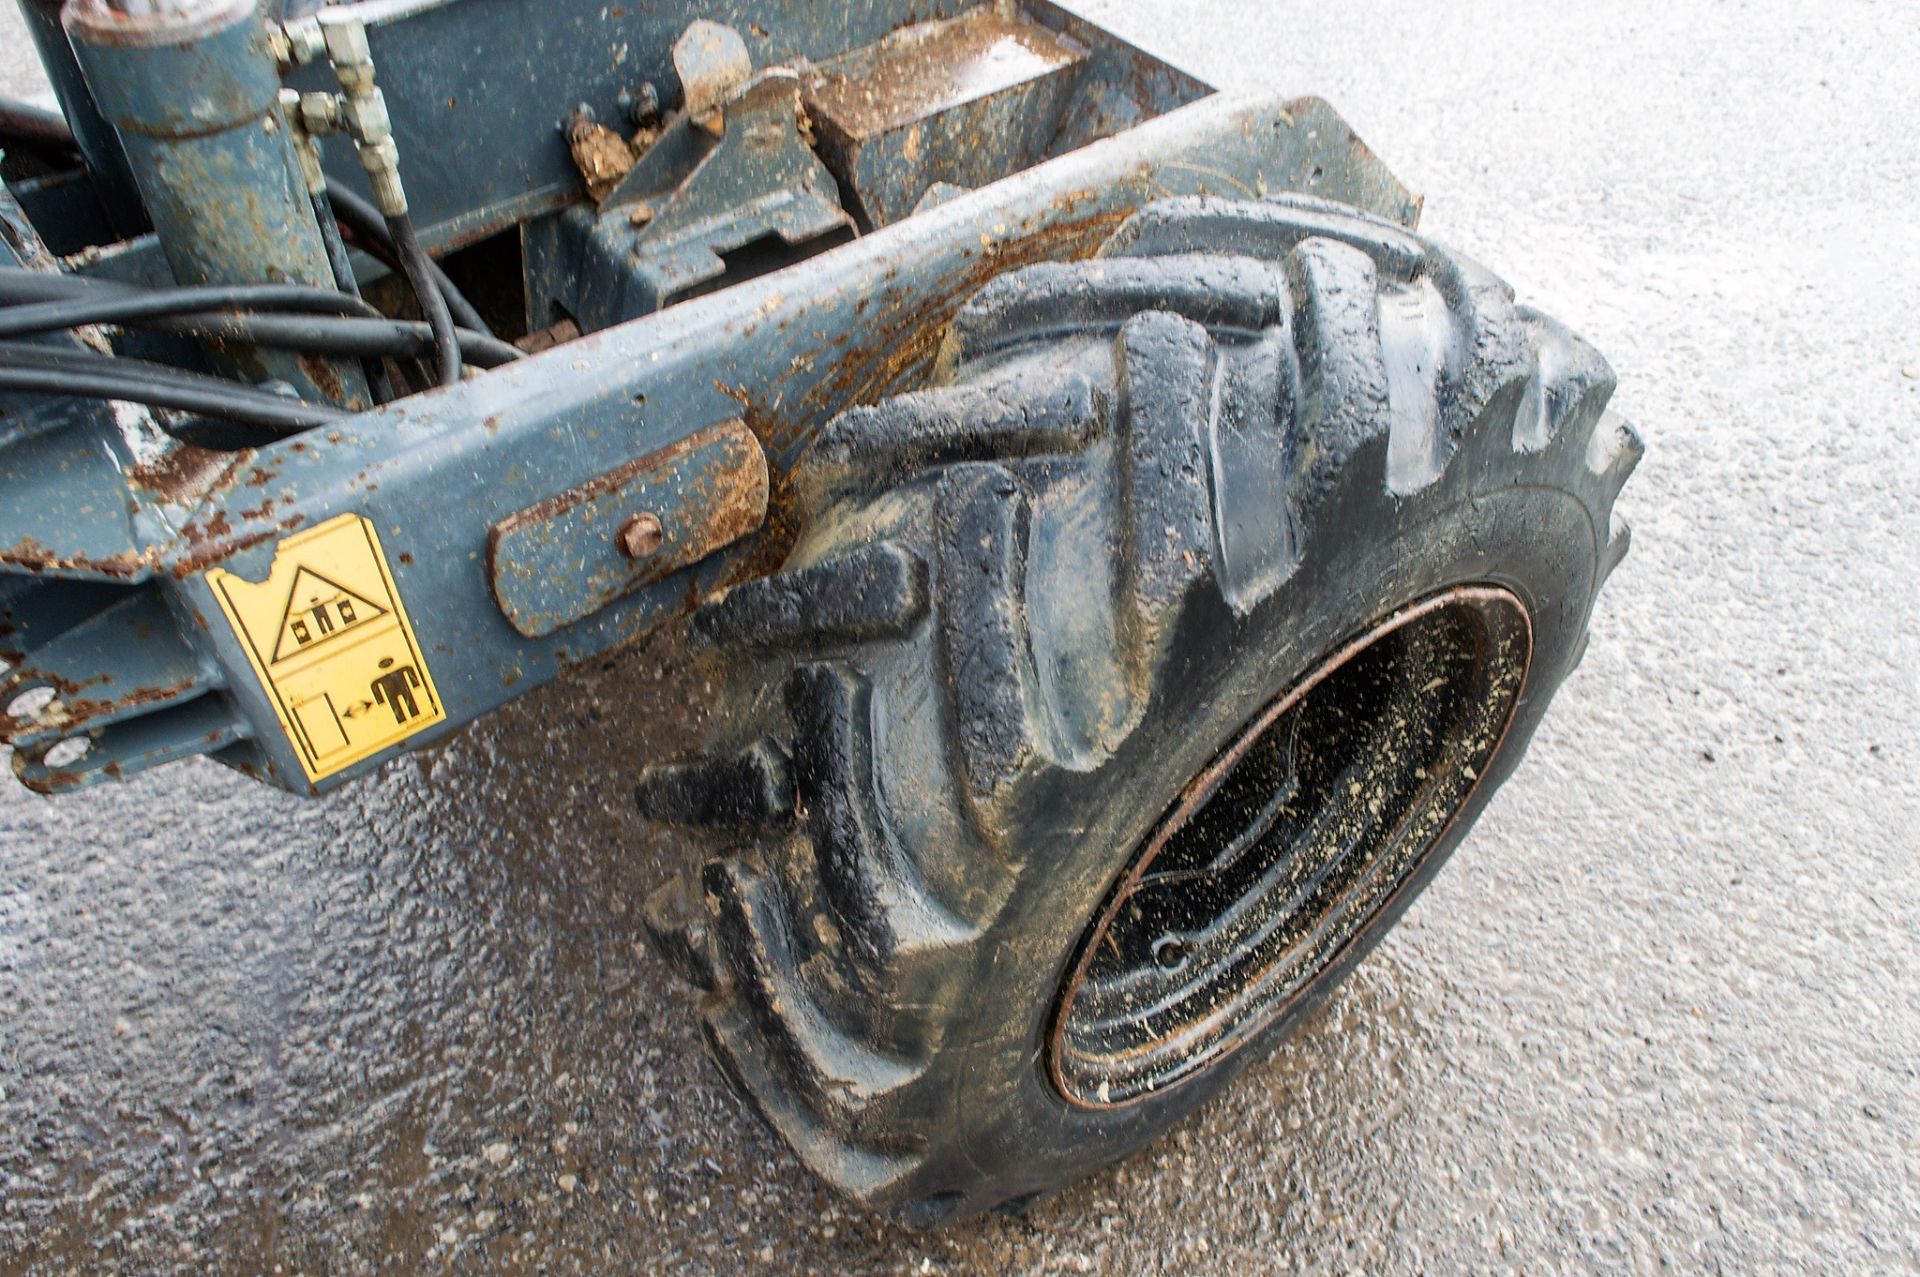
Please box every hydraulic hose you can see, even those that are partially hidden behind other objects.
[0,269,521,367]
[309,189,396,402]
[176,311,522,368]
[324,179,494,338]
[385,211,461,386]
[311,193,362,303]
[0,97,79,164]
[0,278,387,337]
[0,341,348,432]
[2,104,493,356]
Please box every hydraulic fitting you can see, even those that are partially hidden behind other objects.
[317,10,408,217]
[63,0,359,404]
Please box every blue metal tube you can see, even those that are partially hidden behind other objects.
[11,0,147,236]
[61,0,366,408]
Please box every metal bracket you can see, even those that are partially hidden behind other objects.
[599,61,854,308]
[4,89,1419,795]
[485,418,768,639]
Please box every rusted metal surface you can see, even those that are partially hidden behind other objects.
[125,440,245,504]
[674,19,753,128]
[0,585,217,792]
[13,693,238,791]
[807,7,1085,139]
[617,511,665,559]
[268,0,1213,260]
[592,67,855,308]
[511,316,582,354]
[1049,587,1533,1108]
[2,89,1419,797]
[62,0,358,405]
[803,6,1090,227]
[282,1,982,254]
[486,418,768,640]
[0,405,151,582]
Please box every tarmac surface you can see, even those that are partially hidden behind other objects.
[4,1,1918,1273]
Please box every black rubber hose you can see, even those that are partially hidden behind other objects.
[0,268,521,367]
[0,270,98,306]
[310,189,395,403]
[324,179,494,337]
[0,366,330,433]
[385,211,460,386]
[0,97,78,159]
[0,342,348,431]
[0,268,381,310]
[0,132,496,355]
[178,311,523,368]
[0,279,387,337]
[311,193,361,303]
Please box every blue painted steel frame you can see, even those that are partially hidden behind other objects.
[304,0,1215,255]
[2,0,1420,796]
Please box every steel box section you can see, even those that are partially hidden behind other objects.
[299,0,1214,254]
[801,7,1094,229]
[8,92,1417,794]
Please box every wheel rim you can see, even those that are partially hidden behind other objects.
[1046,585,1533,1108]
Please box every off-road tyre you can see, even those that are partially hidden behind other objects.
[636,195,1641,1225]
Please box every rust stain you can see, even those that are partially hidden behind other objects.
[128,444,245,505]
[0,537,146,580]
[0,678,199,747]
[805,7,1083,142]
[514,320,581,356]
[484,419,769,639]
[178,509,235,546]
[489,420,759,548]
[704,197,1128,587]
[1,669,101,700]
[167,519,301,581]
[27,767,86,793]
[295,353,348,407]
[789,204,1126,443]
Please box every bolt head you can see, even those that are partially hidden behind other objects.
[619,512,664,559]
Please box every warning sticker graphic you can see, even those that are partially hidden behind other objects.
[206,513,444,782]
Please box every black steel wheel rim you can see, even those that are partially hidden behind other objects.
[1047,585,1533,1108]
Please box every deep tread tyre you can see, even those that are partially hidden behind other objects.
[638,195,1640,1224]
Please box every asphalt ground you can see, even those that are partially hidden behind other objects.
[4,1,1918,1272]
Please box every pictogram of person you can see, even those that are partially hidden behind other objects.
[370,656,423,725]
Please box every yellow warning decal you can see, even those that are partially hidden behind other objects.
[206,512,444,782]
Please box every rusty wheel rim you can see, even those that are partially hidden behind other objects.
[1046,585,1533,1109]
